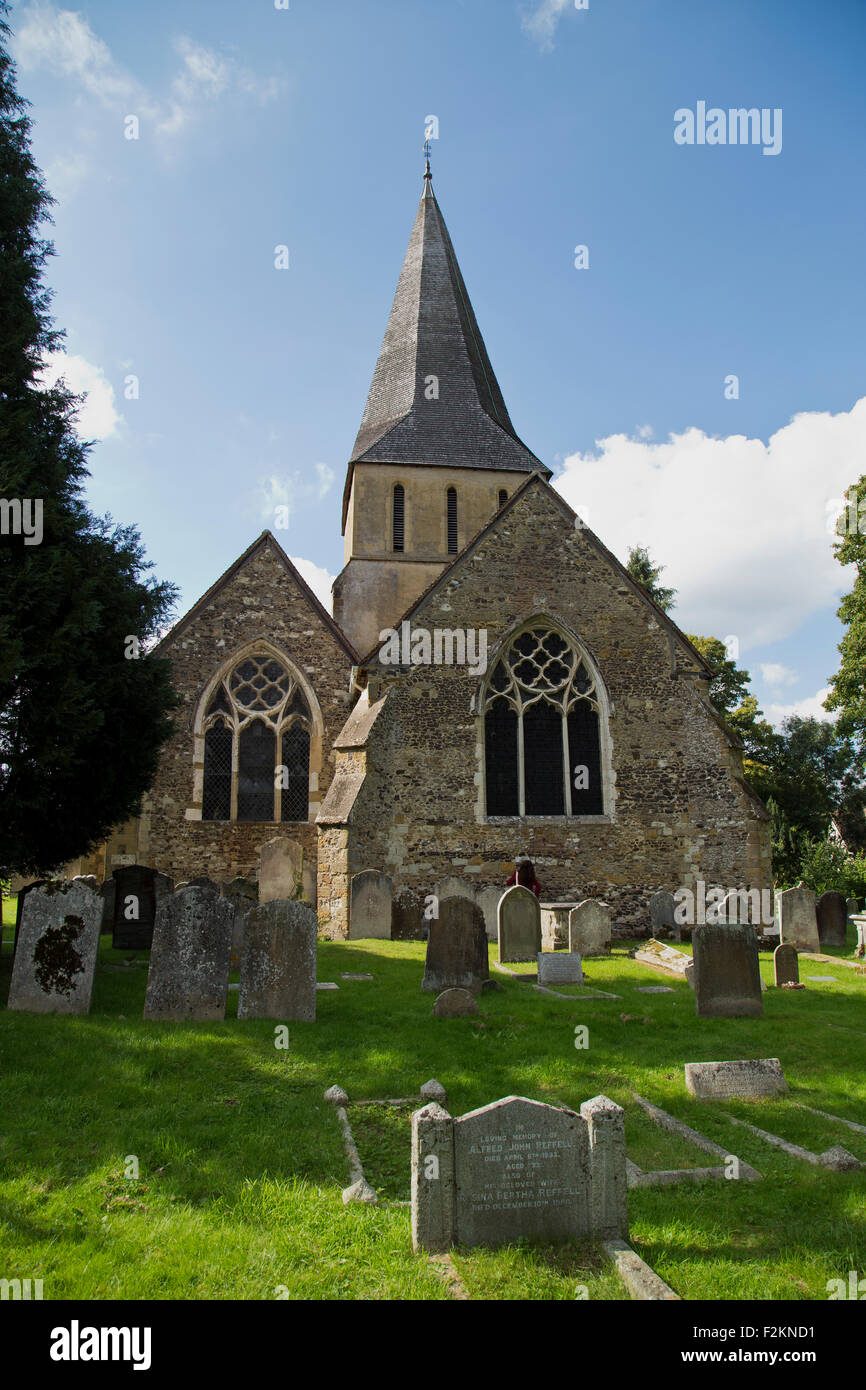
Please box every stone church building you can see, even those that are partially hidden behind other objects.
[85,165,771,935]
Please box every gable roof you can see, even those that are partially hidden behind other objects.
[154,530,360,664]
[343,173,548,529]
[358,474,715,678]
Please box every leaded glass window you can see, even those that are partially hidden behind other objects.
[201,653,312,822]
[482,624,604,817]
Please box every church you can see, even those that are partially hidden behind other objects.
[94,161,772,936]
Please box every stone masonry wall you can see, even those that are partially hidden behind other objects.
[316,480,772,937]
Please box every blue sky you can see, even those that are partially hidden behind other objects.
[10,0,866,724]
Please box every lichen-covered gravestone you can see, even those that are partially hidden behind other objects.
[349,869,392,940]
[237,900,316,1021]
[773,942,799,987]
[568,900,611,956]
[497,885,541,963]
[257,836,303,904]
[143,886,234,1021]
[421,897,489,994]
[776,884,819,953]
[692,922,762,1018]
[411,1094,627,1252]
[8,880,103,1014]
[649,889,677,938]
[816,891,848,949]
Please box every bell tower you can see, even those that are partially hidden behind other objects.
[333,155,550,655]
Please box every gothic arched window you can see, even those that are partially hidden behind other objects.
[482,624,604,817]
[201,654,312,822]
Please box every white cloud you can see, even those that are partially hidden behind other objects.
[521,0,577,51]
[39,351,120,440]
[314,462,335,499]
[12,3,284,141]
[554,398,866,651]
[760,663,798,687]
[764,688,834,729]
[290,557,334,614]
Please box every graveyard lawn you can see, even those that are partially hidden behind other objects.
[1,934,865,1301]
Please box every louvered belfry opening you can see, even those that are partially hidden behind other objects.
[498,489,508,509]
[446,487,458,553]
[201,653,312,822]
[392,483,405,552]
[482,624,604,818]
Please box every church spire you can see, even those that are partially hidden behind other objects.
[348,169,548,481]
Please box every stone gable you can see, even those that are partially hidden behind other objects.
[139,533,355,884]
[316,478,771,936]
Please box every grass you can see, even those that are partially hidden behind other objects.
[1,909,865,1300]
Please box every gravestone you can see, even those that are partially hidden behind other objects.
[816,891,848,949]
[411,1094,627,1253]
[100,878,116,932]
[773,943,799,987]
[8,880,103,1015]
[301,861,317,907]
[634,938,692,978]
[649,890,677,939]
[421,897,489,995]
[349,869,392,940]
[497,885,541,963]
[13,879,47,960]
[434,875,477,907]
[432,987,478,1018]
[187,877,219,892]
[111,865,173,951]
[846,897,860,917]
[568,900,611,956]
[537,952,583,986]
[692,922,762,1018]
[476,885,501,943]
[258,837,303,903]
[237,900,316,1021]
[222,876,258,970]
[391,887,428,941]
[684,1058,787,1100]
[143,886,234,1021]
[776,883,819,953]
[540,902,574,950]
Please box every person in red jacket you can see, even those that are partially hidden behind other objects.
[506,853,542,898]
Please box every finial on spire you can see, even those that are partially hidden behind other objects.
[423,137,432,184]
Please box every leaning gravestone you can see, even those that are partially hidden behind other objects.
[13,879,47,960]
[349,869,392,940]
[111,865,174,951]
[649,890,677,939]
[773,942,799,987]
[568,900,611,956]
[222,876,258,970]
[684,1058,786,1100]
[411,1094,627,1253]
[776,883,819,953]
[8,880,103,1015]
[692,922,762,1018]
[537,952,583,986]
[421,897,489,995]
[497,885,541,963]
[143,886,234,1021]
[816,891,848,949]
[258,837,303,904]
[238,900,316,1021]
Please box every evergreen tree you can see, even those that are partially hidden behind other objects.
[625,545,677,613]
[0,3,179,877]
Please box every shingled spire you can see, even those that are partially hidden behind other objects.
[348,168,548,481]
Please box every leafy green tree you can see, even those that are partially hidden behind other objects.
[825,475,866,761]
[0,3,179,877]
[626,545,677,613]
